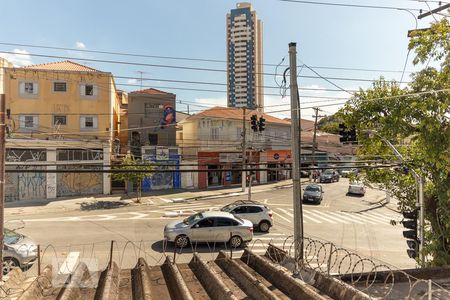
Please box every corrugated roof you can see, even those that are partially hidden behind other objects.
[129,88,174,95]
[186,106,291,125]
[23,60,102,72]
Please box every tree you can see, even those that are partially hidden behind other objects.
[339,17,450,266]
[317,114,342,134]
[112,154,154,203]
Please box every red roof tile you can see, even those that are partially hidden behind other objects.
[186,106,291,125]
[23,60,101,72]
[129,88,174,95]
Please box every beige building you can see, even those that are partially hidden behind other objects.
[227,2,264,111]
[1,60,121,201]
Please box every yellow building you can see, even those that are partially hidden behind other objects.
[2,60,121,200]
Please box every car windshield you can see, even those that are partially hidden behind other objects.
[305,186,320,192]
[220,204,235,212]
[4,229,21,245]
[183,213,203,225]
[323,170,334,175]
[350,181,363,186]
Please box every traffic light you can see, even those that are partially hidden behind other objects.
[402,210,419,259]
[250,115,258,132]
[258,117,266,132]
[338,123,348,143]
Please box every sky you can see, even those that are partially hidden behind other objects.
[0,0,445,120]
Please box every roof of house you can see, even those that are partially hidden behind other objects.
[129,88,174,96]
[284,118,315,131]
[22,60,102,72]
[184,106,291,125]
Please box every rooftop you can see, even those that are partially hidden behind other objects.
[129,88,175,96]
[22,60,102,72]
[184,106,291,125]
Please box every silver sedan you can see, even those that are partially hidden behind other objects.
[164,211,253,248]
[3,229,38,275]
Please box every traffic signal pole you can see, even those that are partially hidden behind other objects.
[365,129,424,266]
[288,43,304,272]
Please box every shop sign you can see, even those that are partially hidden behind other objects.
[219,153,242,163]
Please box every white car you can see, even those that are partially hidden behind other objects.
[221,200,273,232]
[164,211,253,248]
[348,181,366,196]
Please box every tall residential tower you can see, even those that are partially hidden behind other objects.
[227,3,264,111]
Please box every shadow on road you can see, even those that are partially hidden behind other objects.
[80,201,130,211]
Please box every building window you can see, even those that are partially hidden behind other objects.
[19,81,38,96]
[211,128,219,140]
[148,134,158,145]
[53,82,67,92]
[19,115,38,129]
[53,115,67,125]
[80,115,98,129]
[80,83,97,98]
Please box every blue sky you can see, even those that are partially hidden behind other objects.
[0,0,443,119]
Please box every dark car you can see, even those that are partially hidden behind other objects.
[319,169,340,183]
[302,184,324,204]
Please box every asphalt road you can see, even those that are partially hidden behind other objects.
[5,178,416,274]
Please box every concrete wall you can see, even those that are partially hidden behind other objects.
[128,92,176,156]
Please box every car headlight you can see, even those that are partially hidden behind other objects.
[16,246,37,257]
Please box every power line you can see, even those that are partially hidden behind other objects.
[278,0,421,11]
[0,41,414,74]
[0,50,412,84]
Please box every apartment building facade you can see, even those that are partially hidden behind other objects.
[2,60,120,201]
[226,2,264,111]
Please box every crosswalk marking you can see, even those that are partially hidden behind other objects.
[272,210,291,223]
[328,211,364,224]
[278,208,293,218]
[358,212,388,223]
[312,210,349,224]
[301,212,322,223]
[340,212,377,225]
[304,210,337,224]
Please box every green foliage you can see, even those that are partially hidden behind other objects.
[112,154,154,201]
[340,18,450,266]
[317,115,342,134]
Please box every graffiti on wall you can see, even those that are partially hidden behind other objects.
[5,166,46,201]
[6,149,46,162]
[57,165,103,196]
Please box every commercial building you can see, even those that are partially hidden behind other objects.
[226,2,264,111]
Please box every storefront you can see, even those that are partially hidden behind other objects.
[265,150,292,182]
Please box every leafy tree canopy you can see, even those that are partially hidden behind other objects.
[339,17,449,266]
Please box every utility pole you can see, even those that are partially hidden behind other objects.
[241,107,246,192]
[0,94,6,281]
[248,150,252,201]
[311,107,325,176]
[418,3,450,19]
[289,43,304,271]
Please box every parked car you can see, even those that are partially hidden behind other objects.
[164,211,253,248]
[340,168,358,178]
[220,200,273,232]
[348,181,366,196]
[302,184,324,204]
[319,169,340,183]
[3,229,38,275]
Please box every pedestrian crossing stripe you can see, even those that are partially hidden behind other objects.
[271,208,396,225]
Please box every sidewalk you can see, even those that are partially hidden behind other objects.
[5,179,303,217]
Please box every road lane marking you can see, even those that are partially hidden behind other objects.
[340,212,377,225]
[328,212,364,224]
[304,210,336,224]
[301,211,322,223]
[358,212,389,223]
[272,210,292,223]
[277,208,294,218]
[312,210,349,224]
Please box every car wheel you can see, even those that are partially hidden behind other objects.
[174,235,189,248]
[3,257,19,275]
[258,221,271,233]
[230,235,243,248]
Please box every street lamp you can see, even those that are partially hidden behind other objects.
[364,129,425,266]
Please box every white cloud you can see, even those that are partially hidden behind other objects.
[76,42,86,49]
[127,78,138,84]
[0,49,33,66]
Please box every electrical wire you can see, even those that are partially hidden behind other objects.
[278,0,422,11]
